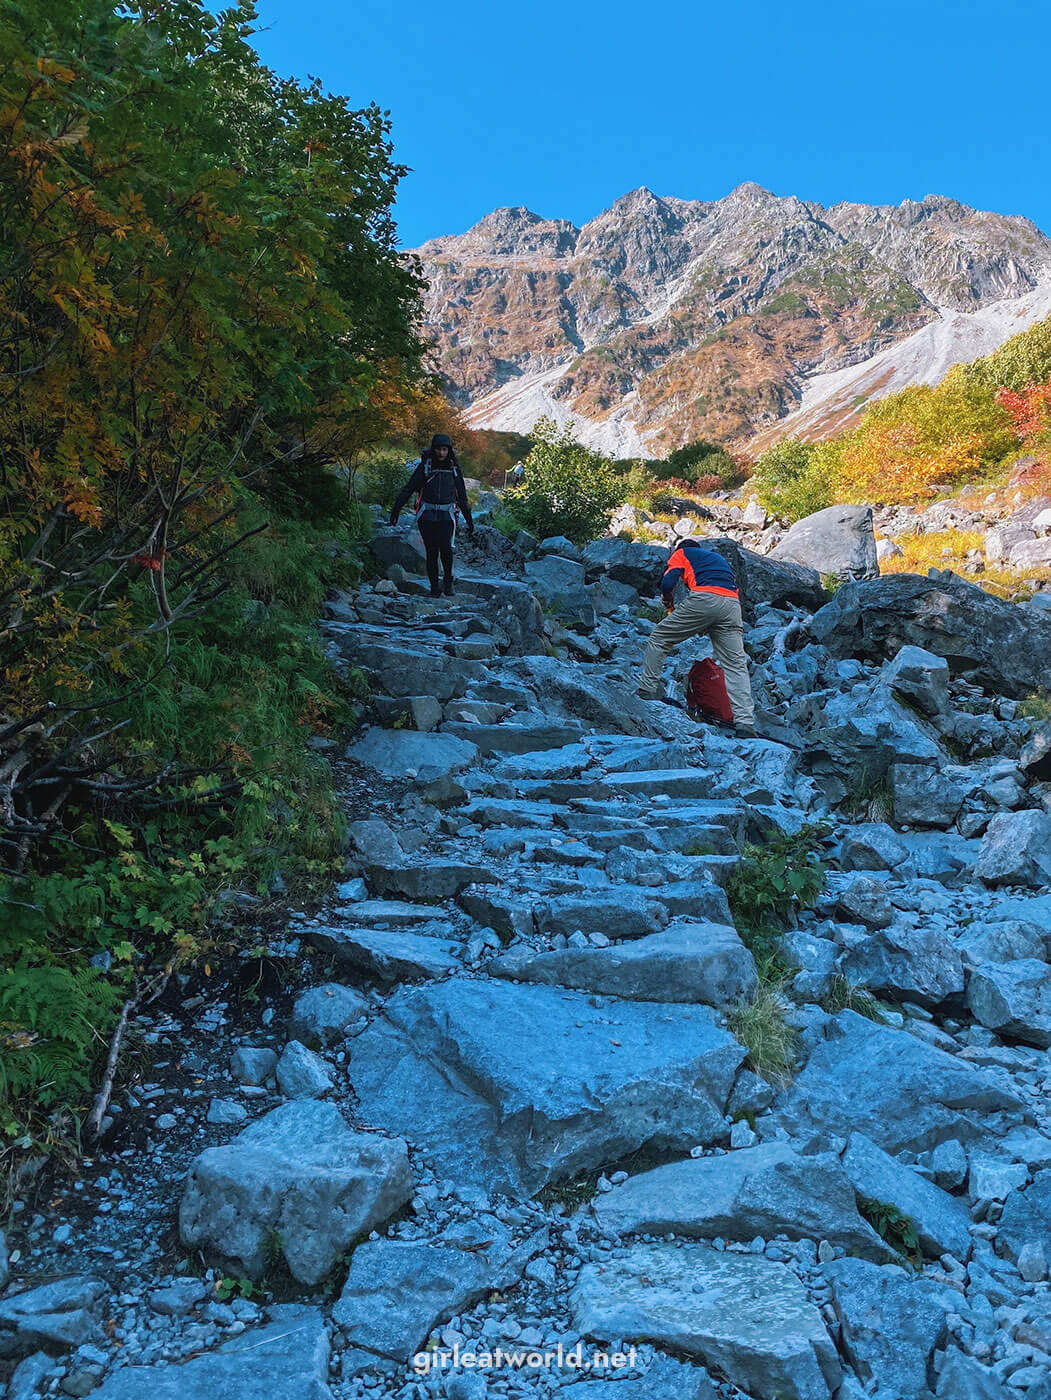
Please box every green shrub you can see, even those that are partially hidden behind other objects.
[753,438,839,521]
[726,822,830,977]
[504,417,625,545]
[355,447,416,513]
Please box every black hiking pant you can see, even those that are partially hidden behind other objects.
[417,514,455,593]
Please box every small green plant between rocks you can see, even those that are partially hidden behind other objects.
[858,1196,922,1268]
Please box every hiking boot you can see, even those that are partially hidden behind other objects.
[428,586,442,598]
[734,723,758,739]
[442,580,454,596]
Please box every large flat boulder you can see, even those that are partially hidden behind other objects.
[589,1142,892,1259]
[349,979,745,1195]
[824,1257,952,1399]
[331,1226,544,1361]
[304,924,462,980]
[347,727,478,783]
[803,684,944,789]
[0,1277,107,1360]
[179,1101,412,1283]
[840,1133,972,1261]
[89,1307,332,1400]
[536,889,670,940]
[770,504,878,581]
[810,571,1051,698]
[440,721,585,754]
[571,1242,841,1400]
[341,639,476,700]
[974,810,1051,889]
[488,922,756,1006]
[966,959,1051,1048]
[774,1011,1025,1155]
[998,1170,1051,1263]
[581,537,667,591]
[839,923,965,1007]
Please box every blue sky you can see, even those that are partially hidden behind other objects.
[251,0,1050,249]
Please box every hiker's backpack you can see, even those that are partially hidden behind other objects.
[686,659,734,726]
[415,452,459,518]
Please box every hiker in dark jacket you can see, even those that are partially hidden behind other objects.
[638,539,757,737]
[389,434,474,597]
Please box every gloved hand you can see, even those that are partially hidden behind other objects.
[389,511,399,528]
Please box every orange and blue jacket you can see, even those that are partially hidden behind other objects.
[660,545,739,606]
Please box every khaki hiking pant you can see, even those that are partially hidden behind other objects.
[640,591,756,727]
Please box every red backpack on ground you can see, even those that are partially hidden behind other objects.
[686,659,734,726]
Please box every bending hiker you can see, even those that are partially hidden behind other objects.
[389,433,474,597]
[638,539,757,738]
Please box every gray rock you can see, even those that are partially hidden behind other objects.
[276,1040,334,1099]
[882,644,950,716]
[974,810,1051,888]
[930,1138,968,1190]
[345,818,404,867]
[488,922,757,1006]
[572,1242,841,1400]
[332,1227,544,1360]
[770,504,878,581]
[367,861,496,899]
[839,923,965,1007]
[458,886,535,939]
[836,875,893,929]
[207,1098,249,1126]
[349,979,745,1195]
[1017,1240,1048,1282]
[957,919,1046,966]
[341,639,475,700]
[810,570,1051,698]
[804,685,943,790]
[440,721,585,755]
[347,727,479,784]
[90,1306,332,1400]
[590,1142,892,1259]
[0,1278,107,1359]
[1020,720,1051,783]
[371,524,427,573]
[524,555,591,625]
[701,537,828,621]
[581,537,668,591]
[891,763,968,827]
[8,1352,55,1400]
[968,1151,1027,1200]
[304,923,462,981]
[657,880,735,925]
[824,1257,951,1398]
[230,1047,277,1086]
[839,822,909,870]
[984,1171,1049,1262]
[179,1100,412,1283]
[147,1279,209,1317]
[536,889,669,940]
[966,959,1051,1047]
[288,984,368,1048]
[840,1132,972,1260]
[775,1011,1024,1154]
[936,1350,1012,1400]
[537,535,581,558]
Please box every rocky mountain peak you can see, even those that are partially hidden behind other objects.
[409,183,1051,454]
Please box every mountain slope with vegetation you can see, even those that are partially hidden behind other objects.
[410,185,1051,453]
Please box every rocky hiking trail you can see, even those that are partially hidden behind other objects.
[4,518,1051,1400]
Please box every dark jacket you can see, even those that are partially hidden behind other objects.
[660,544,738,605]
[391,449,474,529]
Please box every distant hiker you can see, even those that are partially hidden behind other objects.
[510,461,524,487]
[638,539,757,738]
[390,434,474,597]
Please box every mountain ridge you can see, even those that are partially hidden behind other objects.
[409,184,1051,455]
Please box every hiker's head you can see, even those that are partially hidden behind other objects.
[679,538,700,550]
[430,433,453,462]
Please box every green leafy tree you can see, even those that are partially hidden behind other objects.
[507,418,625,544]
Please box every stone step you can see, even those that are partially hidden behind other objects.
[305,925,462,980]
[459,798,564,828]
[370,862,498,901]
[441,722,586,755]
[605,768,720,799]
